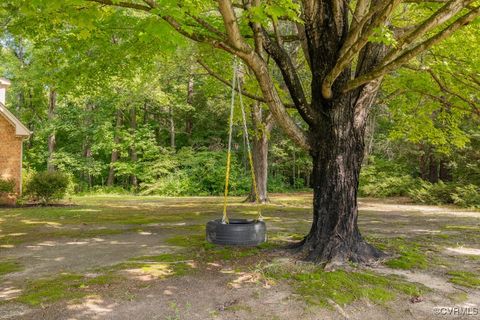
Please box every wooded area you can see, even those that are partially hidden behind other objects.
[0,0,478,266]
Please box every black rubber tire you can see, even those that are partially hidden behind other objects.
[206,219,267,246]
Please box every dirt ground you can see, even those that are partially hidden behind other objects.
[0,194,479,320]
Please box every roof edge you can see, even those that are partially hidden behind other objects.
[0,103,32,137]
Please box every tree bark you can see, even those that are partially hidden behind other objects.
[428,153,439,183]
[245,103,273,203]
[130,106,138,188]
[439,160,451,182]
[83,103,94,188]
[169,106,175,149]
[107,108,122,186]
[47,88,56,172]
[299,87,385,267]
[186,69,194,137]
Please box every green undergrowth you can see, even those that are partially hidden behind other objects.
[16,273,124,306]
[367,237,429,270]
[262,262,426,308]
[0,260,22,276]
[447,271,480,288]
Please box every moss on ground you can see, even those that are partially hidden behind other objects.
[447,271,480,288]
[366,237,429,270]
[17,274,86,306]
[0,260,22,276]
[16,272,125,306]
[264,262,426,308]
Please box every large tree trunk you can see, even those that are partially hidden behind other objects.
[107,109,122,186]
[300,89,385,267]
[47,89,56,172]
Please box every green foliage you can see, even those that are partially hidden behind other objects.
[359,157,420,197]
[451,185,480,209]
[140,147,250,196]
[407,181,480,208]
[360,158,480,208]
[407,181,455,205]
[360,175,419,197]
[0,178,15,194]
[26,171,70,204]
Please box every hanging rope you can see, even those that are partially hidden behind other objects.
[222,58,237,224]
[236,68,263,221]
[222,58,264,223]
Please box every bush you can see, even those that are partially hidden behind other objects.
[360,175,420,197]
[0,178,15,194]
[140,147,250,196]
[26,171,69,204]
[451,184,480,209]
[359,157,419,197]
[407,181,457,205]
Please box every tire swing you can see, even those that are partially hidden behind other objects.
[206,58,267,246]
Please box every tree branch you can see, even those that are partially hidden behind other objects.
[197,59,297,108]
[241,52,310,150]
[406,65,478,110]
[344,6,480,92]
[217,0,250,52]
[383,0,474,65]
[322,0,402,99]
[261,28,317,126]
[87,0,310,150]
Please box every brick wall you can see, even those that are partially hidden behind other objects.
[0,114,23,196]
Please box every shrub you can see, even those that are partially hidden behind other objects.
[0,178,15,194]
[26,171,69,204]
[360,175,420,197]
[359,157,419,197]
[451,184,480,209]
[140,147,251,196]
[407,181,457,205]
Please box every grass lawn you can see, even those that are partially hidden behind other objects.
[0,194,479,320]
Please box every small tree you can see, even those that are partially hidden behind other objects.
[26,171,69,205]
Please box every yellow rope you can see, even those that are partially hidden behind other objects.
[222,58,237,224]
[247,149,263,220]
[237,70,263,221]
[222,152,232,224]
[223,58,264,223]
